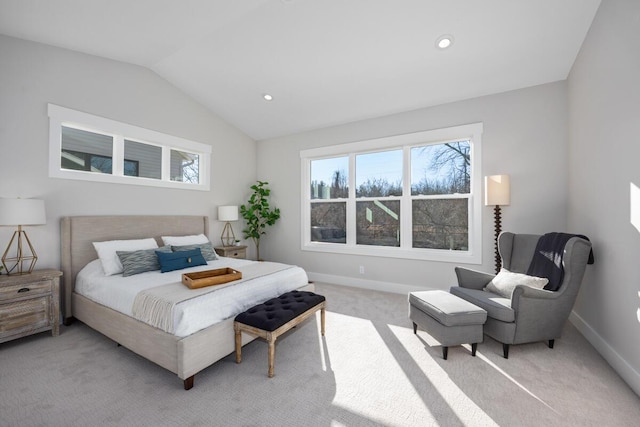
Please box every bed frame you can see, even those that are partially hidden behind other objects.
[60,215,312,390]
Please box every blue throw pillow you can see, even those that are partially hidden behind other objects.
[156,248,207,273]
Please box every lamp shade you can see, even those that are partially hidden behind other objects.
[485,175,510,206]
[218,205,238,222]
[0,198,46,226]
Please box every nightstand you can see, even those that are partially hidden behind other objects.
[214,245,247,259]
[0,269,62,344]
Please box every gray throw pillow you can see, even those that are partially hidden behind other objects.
[117,245,172,277]
[171,242,217,261]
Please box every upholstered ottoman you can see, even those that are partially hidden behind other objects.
[409,290,487,359]
[234,290,326,377]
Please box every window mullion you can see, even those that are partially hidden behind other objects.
[346,153,356,245]
[112,135,124,176]
[161,147,171,181]
[401,146,412,249]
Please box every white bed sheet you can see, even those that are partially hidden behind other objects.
[75,257,308,337]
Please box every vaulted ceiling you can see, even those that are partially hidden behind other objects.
[0,0,601,140]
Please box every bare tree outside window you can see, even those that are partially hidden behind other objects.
[308,140,471,250]
[171,150,199,184]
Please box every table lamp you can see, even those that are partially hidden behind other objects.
[0,198,46,275]
[218,205,238,247]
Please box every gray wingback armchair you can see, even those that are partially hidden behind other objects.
[450,232,592,358]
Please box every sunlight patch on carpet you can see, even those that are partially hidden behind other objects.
[324,312,436,426]
[390,324,500,427]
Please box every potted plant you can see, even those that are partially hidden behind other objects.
[240,181,281,260]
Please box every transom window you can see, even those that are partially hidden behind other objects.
[48,104,211,190]
[301,123,482,263]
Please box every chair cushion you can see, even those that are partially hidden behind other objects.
[450,286,515,323]
[409,290,486,326]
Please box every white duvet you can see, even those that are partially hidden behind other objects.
[75,257,308,337]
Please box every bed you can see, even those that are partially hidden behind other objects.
[60,215,313,390]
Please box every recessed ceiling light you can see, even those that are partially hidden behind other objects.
[263,94,273,101]
[436,34,454,50]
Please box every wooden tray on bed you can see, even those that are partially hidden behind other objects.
[182,268,242,289]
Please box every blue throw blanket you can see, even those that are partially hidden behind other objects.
[526,232,594,291]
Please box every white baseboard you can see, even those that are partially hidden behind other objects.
[307,271,437,295]
[569,311,640,396]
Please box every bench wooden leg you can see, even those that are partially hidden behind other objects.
[267,333,276,378]
[234,326,242,364]
[321,307,326,336]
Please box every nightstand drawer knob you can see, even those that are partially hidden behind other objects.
[17,287,30,293]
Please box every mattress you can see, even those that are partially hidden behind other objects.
[75,257,308,337]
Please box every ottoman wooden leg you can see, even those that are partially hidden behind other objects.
[471,342,478,357]
[267,333,276,378]
[234,325,242,364]
[320,306,326,336]
[442,346,448,360]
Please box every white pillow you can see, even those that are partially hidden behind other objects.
[484,269,549,298]
[161,234,209,246]
[93,238,158,276]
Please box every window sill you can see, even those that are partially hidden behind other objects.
[302,242,481,264]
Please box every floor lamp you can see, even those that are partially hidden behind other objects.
[485,175,510,274]
[0,198,46,275]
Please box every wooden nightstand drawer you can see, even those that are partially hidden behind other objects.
[0,280,52,302]
[225,248,246,259]
[214,245,247,259]
[0,297,50,338]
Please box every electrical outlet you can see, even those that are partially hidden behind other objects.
[359,265,365,274]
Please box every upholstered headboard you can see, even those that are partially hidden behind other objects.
[60,215,209,320]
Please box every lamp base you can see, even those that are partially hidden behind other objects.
[2,228,38,275]
[220,222,236,247]
[493,205,502,274]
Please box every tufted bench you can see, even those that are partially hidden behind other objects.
[409,290,487,360]
[234,290,326,377]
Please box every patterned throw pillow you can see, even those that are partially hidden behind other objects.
[171,242,217,261]
[117,245,172,277]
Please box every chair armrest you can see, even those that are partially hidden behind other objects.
[512,285,558,300]
[510,285,570,337]
[454,267,495,290]
[511,285,560,311]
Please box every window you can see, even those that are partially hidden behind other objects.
[48,104,211,190]
[301,123,482,263]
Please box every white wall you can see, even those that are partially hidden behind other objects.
[0,35,257,270]
[567,0,640,395]
[257,81,569,293]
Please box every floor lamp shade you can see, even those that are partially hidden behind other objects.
[485,175,511,206]
[218,205,238,246]
[484,175,510,274]
[0,198,46,275]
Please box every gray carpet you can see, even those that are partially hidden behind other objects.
[1,283,639,427]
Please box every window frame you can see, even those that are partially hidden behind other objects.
[48,104,211,191]
[300,123,483,263]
